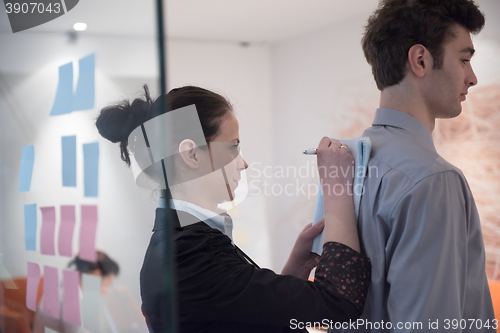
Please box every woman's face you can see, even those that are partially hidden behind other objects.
[172,111,248,209]
[101,274,116,295]
[209,112,248,197]
[88,269,116,295]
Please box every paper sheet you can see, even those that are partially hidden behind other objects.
[24,204,37,251]
[42,266,59,319]
[311,137,371,255]
[62,135,77,187]
[26,262,41,311]
[58,205,76,257]
[83,142,99,197]
[18,145,35,192]
[63,269,81,325]
[40,207,56,256]
[50,62,73,116]
[72,53,95,111]
[79,205,98,262]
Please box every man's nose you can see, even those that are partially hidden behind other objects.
[468,66,478,87]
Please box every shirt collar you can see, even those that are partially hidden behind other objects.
[159,197,233,241]
[372,108,436,151]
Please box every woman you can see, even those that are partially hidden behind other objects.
[33,252,120,333]
[96,86,370,333]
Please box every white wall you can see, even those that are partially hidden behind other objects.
[267,12,378,270]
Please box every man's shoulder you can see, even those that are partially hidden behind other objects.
[363,125,462,186]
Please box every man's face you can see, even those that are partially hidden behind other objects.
[422,24,478,119]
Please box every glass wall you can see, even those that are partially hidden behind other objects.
[0,1,160,332]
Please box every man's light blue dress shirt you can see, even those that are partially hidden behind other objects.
[333,108,495,332]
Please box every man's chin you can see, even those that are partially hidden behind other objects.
[438,107,462,119]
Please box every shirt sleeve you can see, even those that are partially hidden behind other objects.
[175,228,370,328]
[385,170,492,332]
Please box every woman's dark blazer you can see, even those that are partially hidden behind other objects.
[140,208,370,333]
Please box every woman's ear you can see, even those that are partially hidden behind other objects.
[178,139,200,169]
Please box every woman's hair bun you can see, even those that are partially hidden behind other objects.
[96,85,153,165]
[96,103,132,143]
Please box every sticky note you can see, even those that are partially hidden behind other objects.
[63,270,81,325]
[79,205,98,262]
[24,204,37,251]
[18,145,35,192]
[72,53,95,111]
[62,136,77,187]
[82,274,101,332]
[58,205,76,257]
[40,207,56,255]
[83,142,99,197]
[26,262,41,311]
[50,62,73,116]
[42,266,59,319]
[40,207,56,256]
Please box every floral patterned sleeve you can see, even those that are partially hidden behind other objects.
[314,241,371,312]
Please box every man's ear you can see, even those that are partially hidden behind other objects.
[178,139,200,169]
[407,44,432,78]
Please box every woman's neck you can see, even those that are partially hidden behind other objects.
[169,185,221,213]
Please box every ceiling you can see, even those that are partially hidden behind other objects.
[0,0,379,42]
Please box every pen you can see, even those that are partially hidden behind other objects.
[303,148,317,155]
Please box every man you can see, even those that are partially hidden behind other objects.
[336,0,495,332]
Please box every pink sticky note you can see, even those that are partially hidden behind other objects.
[58,205,76,257]
[63,269,81,325]
[40,207,56,255]
[43,266,60,319]
[26,262,41,311]
[79,205,98,262]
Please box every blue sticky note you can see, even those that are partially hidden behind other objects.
[72,53,95,111]
[83,142,99,197]
[62,136,77,187]
[19,145,35,192]
[50,62,73,116]
[24,204,37,251]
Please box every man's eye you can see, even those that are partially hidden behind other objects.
[462,59,470,64]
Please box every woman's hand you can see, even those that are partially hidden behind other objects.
[316,137,360,253]
[316,138,354,193]
[282,219,325,280]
